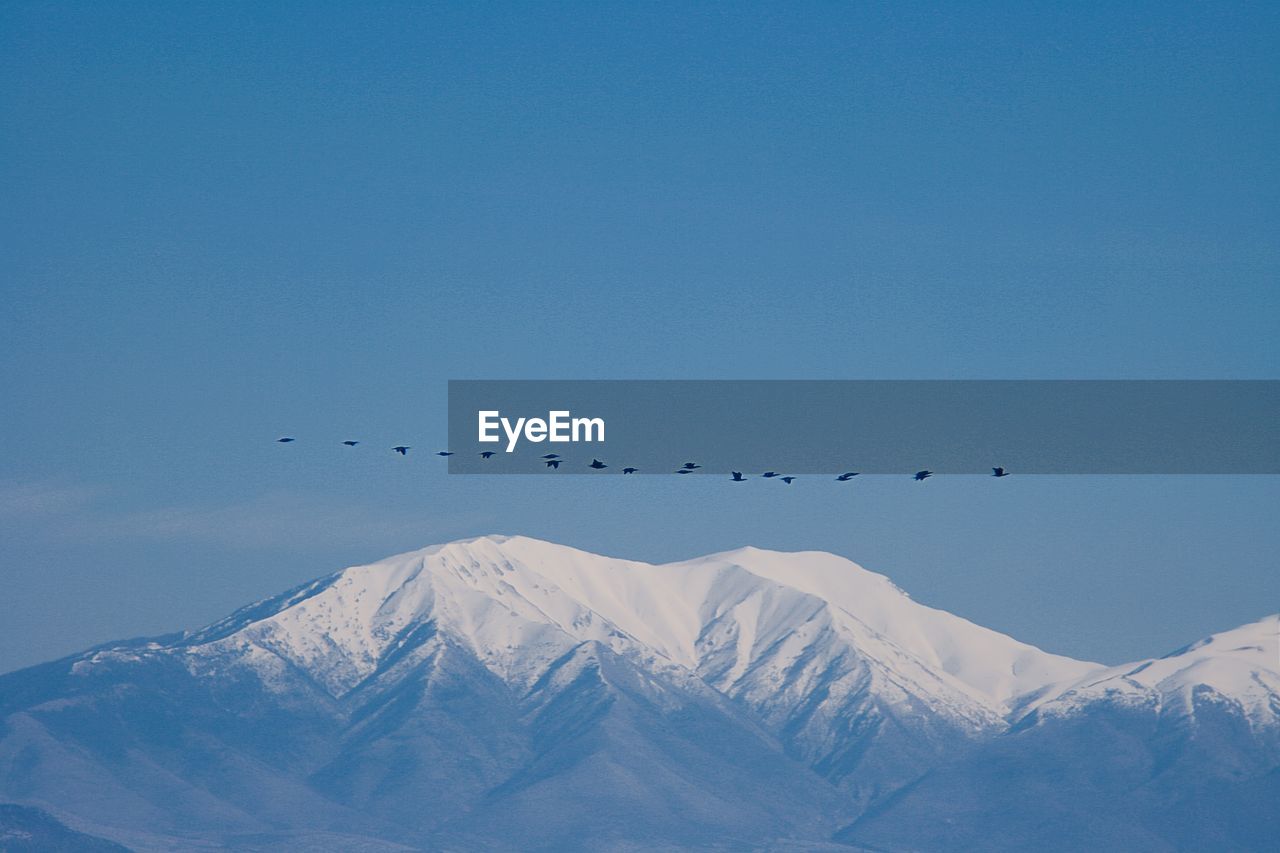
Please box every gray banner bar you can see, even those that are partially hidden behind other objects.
[447,380,1280,474]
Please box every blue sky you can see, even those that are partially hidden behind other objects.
[2,1,1277,672]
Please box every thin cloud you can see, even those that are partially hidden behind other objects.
[0,480,488,551]
[0,481,101,518]
[102,491,482,550]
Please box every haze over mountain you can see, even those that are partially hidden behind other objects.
[0,536,1275,851]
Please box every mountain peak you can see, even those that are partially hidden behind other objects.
[1017,613,1280,728]
[64,536,1275,731]
[6,537,1278,852]
[158,536,1101,717]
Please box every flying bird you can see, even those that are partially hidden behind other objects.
[541,454,560,459]
[835,472,859,481]
[623,467,638,474]
[393,446,411,455]
[342,440,359,447]
[992,466,1009,477]
[779,476,796,484]
[762,471,778,478]
[731,472,746,481]
[436,451,453,457]
[914,470,932,481]
[675,468,694,474]
[276,437,295,443]
[682,462,701,470]
[589,459,607,469]
[480,451,495,459]
[545,459,562,469]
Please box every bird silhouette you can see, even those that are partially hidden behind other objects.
[545,459,562,469]
[393,446,411,455]
[992,466,1009,477]
[835,472,859,481]
[589,459,607,469]
[436,451,453,457]
[623,467,638,474]
[276,437,295,443]
[480,451,495,459]
[914,470,932,481]
[779,476,796,484]
[541,454,560,460]
[762,471,778,478]
[731,472,746,481]
[342,440,359,447]
[675,468,694,474]
[682,462,701,470]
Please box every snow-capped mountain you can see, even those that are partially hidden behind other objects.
[1015,614,1280,728]
[843,613,1280,852]
[1,536,1275,851]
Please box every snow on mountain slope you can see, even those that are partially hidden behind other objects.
[12,535,1280,851]
[148,536,1093,724]
[1018,614,1280,728]
[72,535,1276,739]
[839,614,1280,852]
[181,535,712,697]
[688,546,1099,709]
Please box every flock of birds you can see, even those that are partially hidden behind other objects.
[275,437,1013,481]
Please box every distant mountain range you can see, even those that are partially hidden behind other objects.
[1,535,1275,851]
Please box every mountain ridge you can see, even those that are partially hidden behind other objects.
[1,535,1275,851]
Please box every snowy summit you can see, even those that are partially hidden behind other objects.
[2,535,1277,851]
